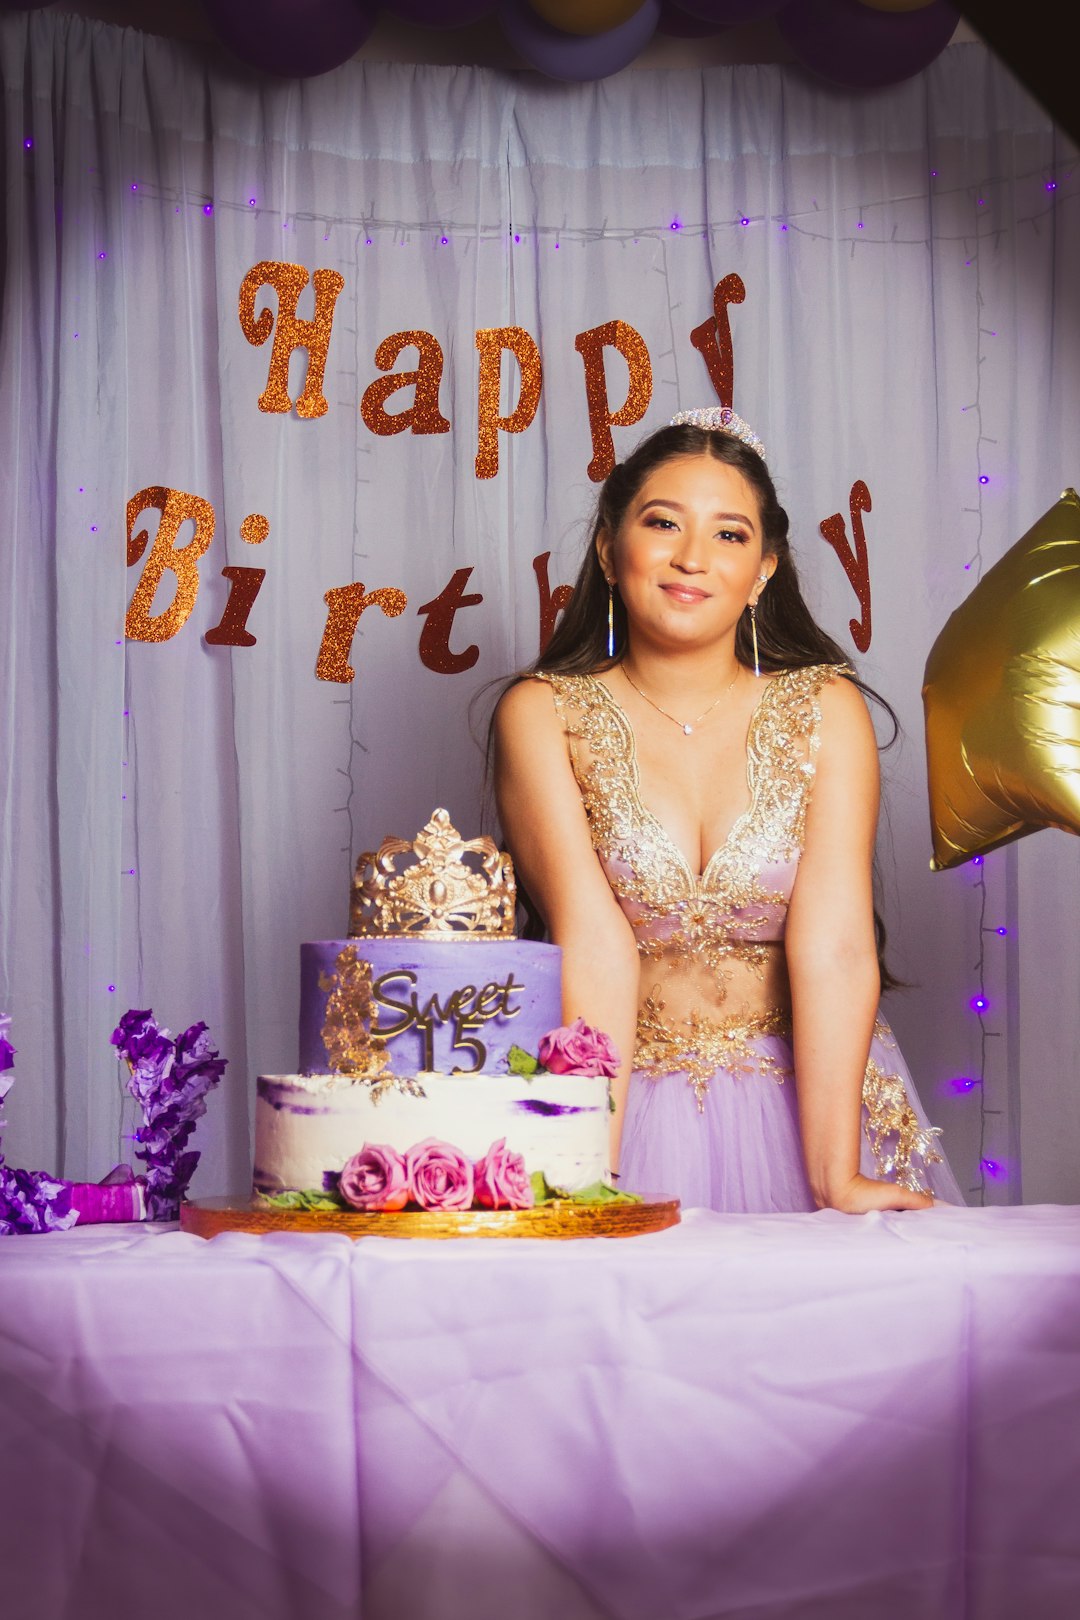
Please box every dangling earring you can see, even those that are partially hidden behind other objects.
[750,574,766,678]
[607,579,616,659]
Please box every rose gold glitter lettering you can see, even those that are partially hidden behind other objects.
[689,273,746,410]
[239,512,270,544]
[205,566,266,647]
[533,552,574,654]
[819,480,873,652]
[125,486,216,643]
[573,319,652,483]
[315,583,407,684]
[474,326,542,479]
[238,260,345,419]
[360,330,451,437]
[417,567,484,674]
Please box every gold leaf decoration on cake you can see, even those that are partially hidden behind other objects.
[367,1074,428,1107]
[349,808,516,939]
[319,946,392,1078]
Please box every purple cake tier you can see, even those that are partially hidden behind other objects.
[299,939,563,1076]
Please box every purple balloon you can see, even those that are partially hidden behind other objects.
[499,0,661,82]
[778,0,959,90]
[669,0,789,22]
[204,0,378,80]
[384,0,494,23]
[657,2,724,37]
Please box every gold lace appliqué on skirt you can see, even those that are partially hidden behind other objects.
[636,1002,945,1197]
[861,1059,944,1195]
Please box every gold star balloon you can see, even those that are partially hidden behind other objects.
[923,487,1080,871]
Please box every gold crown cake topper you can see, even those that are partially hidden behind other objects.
[349,808,516,939]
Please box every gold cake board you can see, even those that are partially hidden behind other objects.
[181,1195,681,1241]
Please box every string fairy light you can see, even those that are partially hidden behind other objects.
[45,133,1052,260]
[939,169,1037,1207]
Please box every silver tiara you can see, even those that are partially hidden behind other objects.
[669,406,766,460]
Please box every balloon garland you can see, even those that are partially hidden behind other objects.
[529,0,649,32]
[80,0,962,87]
[202,0,379,79]
[776,0,959,90]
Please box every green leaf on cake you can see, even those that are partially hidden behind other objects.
[565,1180,643,1205]
[257,1188,345,1212]
[508,1044,540,1078]
[529,1171,642,1207]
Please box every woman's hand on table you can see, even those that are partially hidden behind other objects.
[822,1173,934,1214]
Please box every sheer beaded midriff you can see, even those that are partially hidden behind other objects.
[533,664,847,1086]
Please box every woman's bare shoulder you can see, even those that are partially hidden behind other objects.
[809,672,879,811]
[494,674,564,738]
[817,668,877,747]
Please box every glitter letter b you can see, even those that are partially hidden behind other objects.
[125,486,216,643]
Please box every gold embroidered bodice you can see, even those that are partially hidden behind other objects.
[536,664,848,1088]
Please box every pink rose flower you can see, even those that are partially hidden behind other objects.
[405,1138,474,1211]
[339,1144,409,1211]
[474,1139,534,1211]
[538,1018,620,1079]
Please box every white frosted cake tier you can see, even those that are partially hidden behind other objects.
[254,1070,610,1196]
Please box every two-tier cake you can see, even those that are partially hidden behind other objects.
[253,810,612,1205]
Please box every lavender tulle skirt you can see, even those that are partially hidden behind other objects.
[619,1019,966,1213]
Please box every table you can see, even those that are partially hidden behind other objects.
[2,1204,1079,1620]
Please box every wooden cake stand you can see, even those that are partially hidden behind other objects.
[181,1195,681,1241]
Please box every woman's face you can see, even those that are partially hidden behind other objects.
[597,453,773,655]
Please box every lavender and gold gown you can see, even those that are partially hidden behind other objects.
[535,664,964,1213]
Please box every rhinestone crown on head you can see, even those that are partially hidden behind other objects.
[669,405,766,460]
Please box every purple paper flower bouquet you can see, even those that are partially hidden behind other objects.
[0,1007,226,1236]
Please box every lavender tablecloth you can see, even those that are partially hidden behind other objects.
[1,1204,1078,1620]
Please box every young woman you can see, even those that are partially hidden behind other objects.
[494,410,963,1214]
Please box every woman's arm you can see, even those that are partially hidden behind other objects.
[494,679,641,1168]
[785,677,932,1213]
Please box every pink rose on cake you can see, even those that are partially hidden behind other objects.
[405,1138,474,1211]
[474,1138,534,1210]
[538,1018,620,1079]
[339,1144,410,1212]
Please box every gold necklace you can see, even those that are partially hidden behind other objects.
[620,665,740,735]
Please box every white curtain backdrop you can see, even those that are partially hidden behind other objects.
[2,10,1078,1204]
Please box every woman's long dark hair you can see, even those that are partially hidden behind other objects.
[485,423,903,987]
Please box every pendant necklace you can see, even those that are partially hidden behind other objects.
[621,665,740,735]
